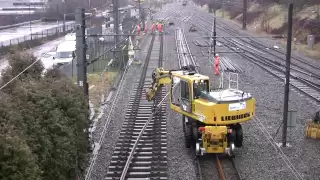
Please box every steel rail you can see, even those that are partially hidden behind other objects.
[216,156,227,180]
[175,26,204,180]
[114,33,168,180]
[229,157,243,180]
[193,13,320,78]
[188,13,320,103]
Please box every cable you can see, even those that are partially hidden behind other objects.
[87,37,129,64]
[0,3,113,90]
[84,45,132,180]
[0,28,76,90]
[84,25,137,179]
[254,117,304,180]
[120,84,177,180]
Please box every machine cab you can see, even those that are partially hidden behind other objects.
[169,71,210,116]
[169,70,255,125]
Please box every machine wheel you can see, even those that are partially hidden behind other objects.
[234,124,243,148]
[183,116,192,148]
[195,141,201,156]
[192,122,199,143]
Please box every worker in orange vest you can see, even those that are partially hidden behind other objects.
[214,54,220,75]
[137,24,141,36]
[151,23,155,33]
[158,23,163,33]
[144,22,148,33]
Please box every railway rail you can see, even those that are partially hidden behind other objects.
[175,28,197,68]
[175,28,243,180]
[188,11,320,103]
[192,11,320,79]
[216,156,242,180]
[105,33,167,180]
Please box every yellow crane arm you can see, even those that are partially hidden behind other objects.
[145,67,172,101]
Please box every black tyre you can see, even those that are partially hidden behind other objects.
[234,124,243,148]
[182,116,192,148]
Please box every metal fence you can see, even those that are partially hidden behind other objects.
[58,20,137,111]
[59,41,129,80]
[59,39,131,109]
[0,22,75,47]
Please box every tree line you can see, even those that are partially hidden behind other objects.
[0,52,90,180]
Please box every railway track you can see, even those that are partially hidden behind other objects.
[191,11,320,76]
[188,11,320,103]
[105,33,167,180]
[175,28,197,67]
[194,11,320,78]
[175,28,243,180]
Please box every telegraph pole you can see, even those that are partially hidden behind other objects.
[222,0,224,18]
[209,3,217,61]
[213,9,216,57]
[75,8,89,97]
[282,3,293,148]
[242,0,247,30]
[139,0,145,31]
[112,0,120,58]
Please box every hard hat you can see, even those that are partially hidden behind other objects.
[215,54,219,57]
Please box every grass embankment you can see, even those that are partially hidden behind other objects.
[200,3,320,59]
[72,71,119,111]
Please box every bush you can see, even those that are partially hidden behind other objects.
[0,92,42,180]
[0,52,90,180]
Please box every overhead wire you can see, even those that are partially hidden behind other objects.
[84,31,137,180]
[253,117,304,180]
[195,3,305,179]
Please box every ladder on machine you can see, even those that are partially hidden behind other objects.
[228,72,239,90]
[218,70,239,90]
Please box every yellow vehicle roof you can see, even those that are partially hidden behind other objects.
[172,71,209,81]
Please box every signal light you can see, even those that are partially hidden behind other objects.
[199,127,205,132]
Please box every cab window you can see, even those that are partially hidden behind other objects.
[181,80,190,101]
[193,80,209,99]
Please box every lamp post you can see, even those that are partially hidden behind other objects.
[29,5,32,40]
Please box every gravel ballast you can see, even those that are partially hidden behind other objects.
[86,34,153,180]
[163,22,198,180]
[182,4,320,180]
[87,2,320,180]
[160,3,320,180]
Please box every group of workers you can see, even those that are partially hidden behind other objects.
[136,22,163,36]
[136,21,221,76]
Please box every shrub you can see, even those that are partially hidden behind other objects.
[0,52,90,180]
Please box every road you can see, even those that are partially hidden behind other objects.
[0,21,75,46]
[0,37,65,76]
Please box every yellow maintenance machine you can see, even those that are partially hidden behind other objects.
[145,66,256,156]
[306,111,320,139]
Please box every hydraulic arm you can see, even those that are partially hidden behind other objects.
[146,68,172,101]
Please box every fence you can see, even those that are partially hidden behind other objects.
[59,40,129,109]
[0,22,75,47]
